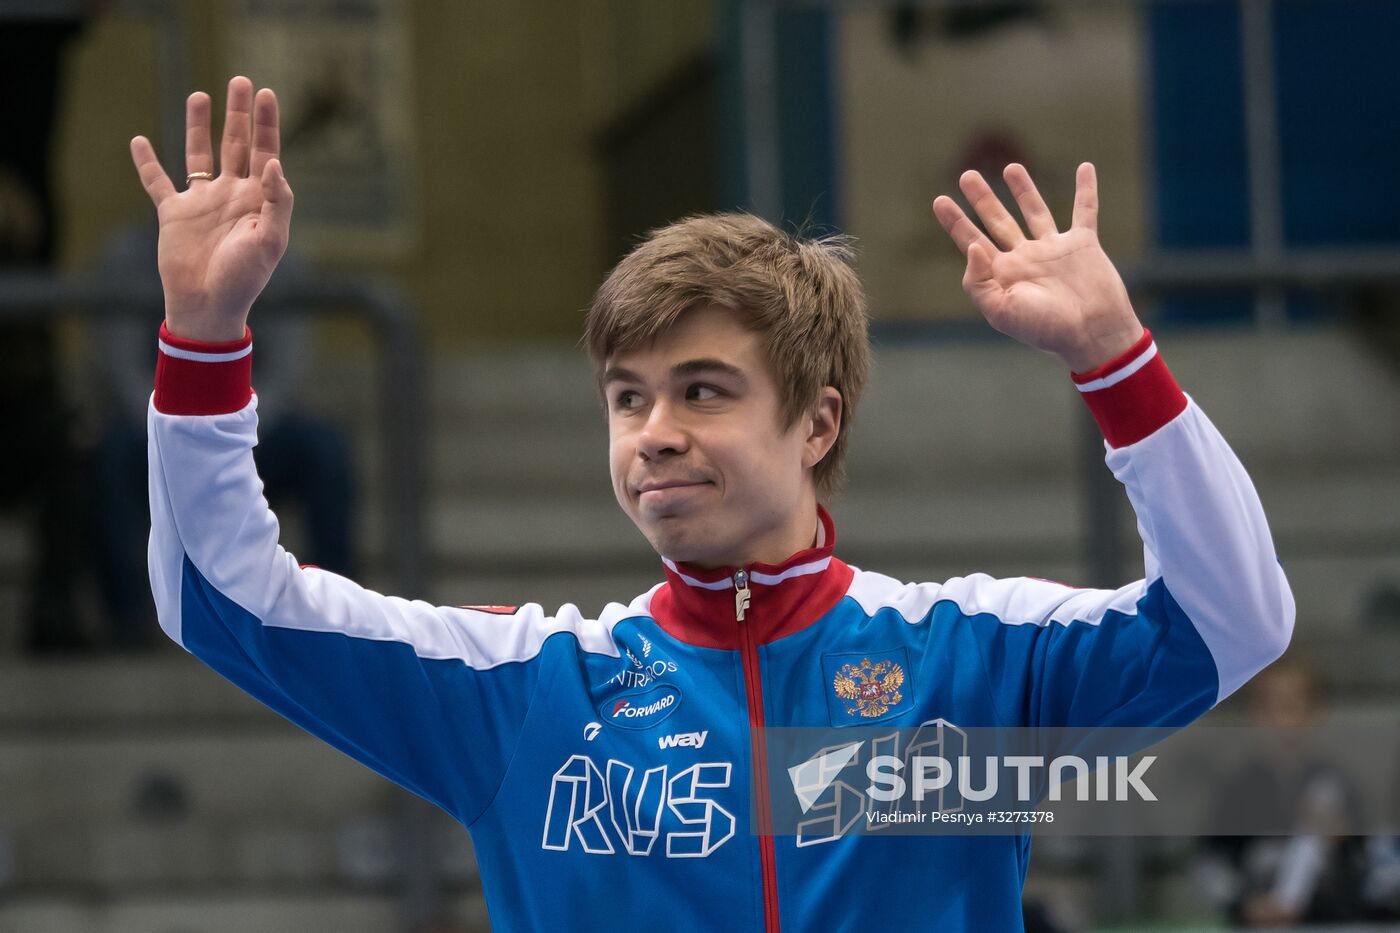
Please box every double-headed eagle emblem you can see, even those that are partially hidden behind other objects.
[833,657,906,719]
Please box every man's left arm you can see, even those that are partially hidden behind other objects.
[1072,328,1293,713]
[932,163,1294,726]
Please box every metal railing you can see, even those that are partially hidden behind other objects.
[0,271,426,597]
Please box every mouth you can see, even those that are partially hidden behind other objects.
[635,480,712,507]
[636,480,708,494]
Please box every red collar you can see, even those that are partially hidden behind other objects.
[648,506,855,649]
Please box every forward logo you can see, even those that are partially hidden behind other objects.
[599,685,681,730]
[659,730,708,750]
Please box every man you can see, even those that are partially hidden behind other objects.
[131,77,1293,931]
[1198,659,1382,926]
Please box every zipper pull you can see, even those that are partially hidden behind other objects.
[734,569,751,622]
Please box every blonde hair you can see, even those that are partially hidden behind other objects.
[584,212,871,499]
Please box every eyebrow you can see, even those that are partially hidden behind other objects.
[601,358,749,388]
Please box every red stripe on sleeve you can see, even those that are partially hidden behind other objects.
[1071,328,1188,448]
[152,322,254,416]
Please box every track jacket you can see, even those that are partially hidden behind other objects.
[148,324,1294,932]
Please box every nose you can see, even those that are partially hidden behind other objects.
[636,398,689,462]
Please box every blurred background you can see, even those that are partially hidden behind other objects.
[2,0,1398,930]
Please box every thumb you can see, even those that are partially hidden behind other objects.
[258,158,293,255]
[964,242,996,290]
[963,241,1006,319]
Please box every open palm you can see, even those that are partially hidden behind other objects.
[932,163,1142,373]
[130,76,292,342]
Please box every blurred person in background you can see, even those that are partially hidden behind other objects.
[0,12,92,653]
[1195,657,1396,926]
[90,219,356,649]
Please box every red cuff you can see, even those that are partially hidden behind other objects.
[1071,328,1187,448]
[152,322,254,415]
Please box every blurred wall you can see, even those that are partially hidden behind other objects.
[54,0,714,346]
[839,4,1148,322]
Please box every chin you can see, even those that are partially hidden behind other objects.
[640,516,717,564]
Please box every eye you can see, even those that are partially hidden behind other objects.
[687,384,721,402]
[612,389,642,411]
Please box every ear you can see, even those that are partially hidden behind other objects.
[802,387,843,470]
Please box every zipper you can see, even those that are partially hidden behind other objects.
[735,569,752,621]
[735,568,780,933]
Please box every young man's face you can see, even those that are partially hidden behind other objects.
[603,305,837,569]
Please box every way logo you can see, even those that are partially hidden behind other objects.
[658,730,708,750]
[601,685,681,731]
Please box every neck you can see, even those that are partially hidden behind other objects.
[682,502,825,572]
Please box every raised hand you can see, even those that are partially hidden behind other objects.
[130,76,293,342]
[932,163,1143,373]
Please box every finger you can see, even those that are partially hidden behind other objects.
[1003,163,1058,238]
[1071,161,1099,232]
[219,75,255,178]
[958,170,1026,249]
[184,91,214,179]
[258,158,294,258]
[249,87,280,179]
[932,195,995,258]
[130,135,176,206]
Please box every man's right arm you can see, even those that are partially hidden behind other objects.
[146,322,591,824]
[133,76,589,825]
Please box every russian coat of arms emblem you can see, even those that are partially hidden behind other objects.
[832,657,906,719]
